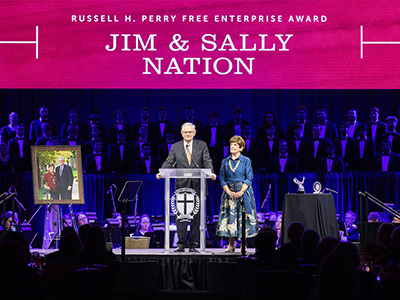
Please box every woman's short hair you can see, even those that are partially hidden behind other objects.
[229,135,245,149]
[48,163,55,168]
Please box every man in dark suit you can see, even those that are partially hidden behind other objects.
[202,111,225,150]
[269,140,298,173]
[133,107,156,142]
[84,138,111,173]
[110,130,134,172]
[213,129,234,174]
[259,123,281,171]
[60,110,85,141]
[56,156,73,199]
[370,139,400,171]
[286,106,313,139]
[176,106,203,140]
[153,106,175,147]
[157,122,216,252]
[35,123,54,146]
[378,116,400,154]
[310,124,330,171]
[131,126,157,164]
[29,105,56,144]
[346,108,359,138]
[8,123,31,172]
[60,124,84,146]
[241,125,260,172]
[158,128,177,163]
[82,125,107,159]
[83,108,108,144]
[334,122,358,171]
[287,123,312,172]
[135,143,160,174]
[356,124,375,171]
[225,108,250,137]
[318,143,344,172]
[366,107,387,150]
[108,108,134,145]
[316,108,338,141]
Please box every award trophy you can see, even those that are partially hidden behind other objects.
[293,177,305,193]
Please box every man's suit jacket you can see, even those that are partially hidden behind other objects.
[60,122,86,141]
[110,143,134,172]
[176,118,203,139]
[152,120,175,145]
[287,138,313,172]
[367,121,387,143]
[356,138,375,171]
[225,120,250,137]
[320,122,339,141]
[108,122,134,145]
[310,138,330,171]
[333,137,358,170]
[7,137,31,171]
[370,152,400,171]
[135,157,160,174]
[82,139,107,160]
[35,136,53,145]
[56,164,73,199]
[29,119,56,143]
[130,139,158,164]
[378,132,400,154]
[286,122,313,139]
[84,153,111,173]
[158,142,174,163]
[318,156,344,172]
[161,140,214,191]
[202,124,225,148]
[259,136,281,170]
[241,137,260,172]
[60,138,84,146]
[269,154,298,173]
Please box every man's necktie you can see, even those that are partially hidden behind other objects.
[185,144,191,165]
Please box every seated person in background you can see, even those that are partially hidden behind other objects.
[318,142,344,172]
[35,123,53,146]
[273,215,282,244]
[84,138,111,173]
[269,140,298,173]
[253,226,279,269]
[367,212,381,223]
[62,214,73,229]
[370,139,400,171]
[50,136,60,145]
[0,142,15,172]
[61,124,83,146]
[135,142,160,174]
[0,211,13,232]
[132,214,157,248]
[286,221,305,251]
[75,212,89,229]
[376,222,395,248]
[342,211,359,243]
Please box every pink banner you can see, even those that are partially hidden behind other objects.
[1,0,400,88]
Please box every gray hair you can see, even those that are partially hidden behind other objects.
[181,122,196,132]
[57,156,65,161]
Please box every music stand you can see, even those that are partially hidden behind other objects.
[117,181,142,262]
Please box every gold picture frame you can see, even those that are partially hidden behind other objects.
[31,145,84,205]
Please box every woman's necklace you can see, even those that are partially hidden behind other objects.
[229,158,240,172]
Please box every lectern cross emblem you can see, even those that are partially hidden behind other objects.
[171,188,200,221]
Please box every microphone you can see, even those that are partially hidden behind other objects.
[325,187,338,194]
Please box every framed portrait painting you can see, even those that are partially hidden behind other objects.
[31,146,84,205]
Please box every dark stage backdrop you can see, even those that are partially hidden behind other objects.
[1,89,400,136]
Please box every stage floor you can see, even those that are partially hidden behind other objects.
[32,248,256,256]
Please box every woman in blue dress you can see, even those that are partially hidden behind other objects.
[217,135,258,252]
